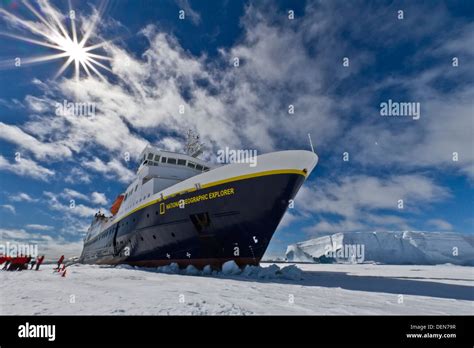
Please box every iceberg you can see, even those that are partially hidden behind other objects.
[285,231,474,265]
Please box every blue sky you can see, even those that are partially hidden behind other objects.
[0,0,473,258]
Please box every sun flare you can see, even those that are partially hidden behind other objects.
[0,0,112,81]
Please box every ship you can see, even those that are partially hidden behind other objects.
[79,131,318,268]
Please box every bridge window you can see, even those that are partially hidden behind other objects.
[177,159,186,166]
[147,153,153,160]
[187,162,196,169]
[196,164,203,171]
[167,158,177,165]
[154,154,160,162]
[161,157,167,163]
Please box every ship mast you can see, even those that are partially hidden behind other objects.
[184,129,205,158]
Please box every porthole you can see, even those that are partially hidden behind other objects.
[171,232,176,238]
[153,235,156,239]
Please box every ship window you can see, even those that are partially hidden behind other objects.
[154,155,160,162]
[167,158,177,165]
[171,232,176,238]
[147,153,153,160]
[140,237,144,241]
[147,214,149,218]
[134,185,138,192]
[196,164,203,171]
[177,159,186,166]
[161,157,167,163]
[144,160,148,165]
[153,235,156,239]
[203,167,209,171]
[187,162,195,169]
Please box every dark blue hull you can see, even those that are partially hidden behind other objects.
[79,171,305,268]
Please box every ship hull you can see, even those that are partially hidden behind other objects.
[80,171,305,268]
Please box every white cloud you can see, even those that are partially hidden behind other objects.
[50,188,108,206]
[0,122,72,160]
[296,174,449,235]
[0,228,82,261]
[0,155,54,181]
[10,192,38,202]
[91,192,108,205]
[44,192,102,218]
[64,167,91,184]
[297,174,450,219]
[60,188,89,201]
[427,219,453,231]
[25,224,53,231]
[0,204,16,214]
[277,211,298,229]
[83,157,135,183]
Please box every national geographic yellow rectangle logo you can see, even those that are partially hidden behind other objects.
[165,187,235,211]
[160,202,165,214]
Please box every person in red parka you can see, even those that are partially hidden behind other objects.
[8,256,26,271]
[2,256,11,270]
[35,255,45,271]
[56,255,65,270]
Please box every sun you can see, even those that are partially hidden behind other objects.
[0,0,112,81]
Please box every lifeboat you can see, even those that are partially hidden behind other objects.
[110,194,124,216]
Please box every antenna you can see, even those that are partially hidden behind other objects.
[184,129,205,158]
[307,133,315,153]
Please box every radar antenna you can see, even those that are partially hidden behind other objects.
[184,129,205,158]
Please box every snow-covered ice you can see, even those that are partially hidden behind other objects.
[0,262,472,315]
